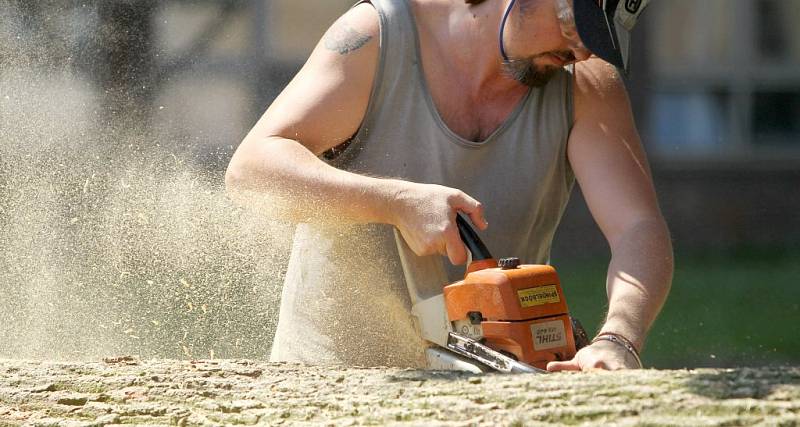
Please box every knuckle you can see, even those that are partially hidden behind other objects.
[446,190,464,204]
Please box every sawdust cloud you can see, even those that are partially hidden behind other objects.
[0,4,295,361]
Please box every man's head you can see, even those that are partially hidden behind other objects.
[497,0,590,87]
[468,0,651,87]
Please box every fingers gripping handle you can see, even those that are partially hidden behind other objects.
[456,213,493,261]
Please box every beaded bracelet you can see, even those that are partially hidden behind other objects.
[591,332,643,369]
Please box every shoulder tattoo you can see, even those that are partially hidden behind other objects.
[324,20,374,55]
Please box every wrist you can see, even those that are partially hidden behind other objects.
[591,332,643,368]
[598,319,645,351]
[367,178,410,226]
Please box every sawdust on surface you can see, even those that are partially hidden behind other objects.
[0,359,798,426]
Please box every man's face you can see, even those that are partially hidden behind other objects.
[501,0,591,88]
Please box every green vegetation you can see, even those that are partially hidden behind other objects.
[557,248,800,369]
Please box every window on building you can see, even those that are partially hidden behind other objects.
[645,0,800,158]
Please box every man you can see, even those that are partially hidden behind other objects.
[226,0,673,371]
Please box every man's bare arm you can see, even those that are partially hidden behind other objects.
[226,4,392,221]
[225,4,486,265]
[549,59,673,370]
[229,5,378,171]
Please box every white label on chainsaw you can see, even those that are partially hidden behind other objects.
[531,320,567,351]
[452,320,483,340]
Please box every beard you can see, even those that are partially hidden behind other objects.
[501,51,575,88]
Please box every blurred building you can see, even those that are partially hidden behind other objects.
[563,0,800,256]
[645,0,800,155]
[4,0,799,254]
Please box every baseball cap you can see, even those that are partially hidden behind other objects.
[572,0,652,72]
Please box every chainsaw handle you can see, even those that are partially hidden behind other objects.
[456,213,493,261]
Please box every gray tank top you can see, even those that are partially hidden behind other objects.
[270,0,575,367]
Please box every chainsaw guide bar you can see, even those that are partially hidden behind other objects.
[446,333,547,374]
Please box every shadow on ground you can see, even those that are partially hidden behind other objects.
[686,366,800,400]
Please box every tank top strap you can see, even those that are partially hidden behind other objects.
[348,0,421,137]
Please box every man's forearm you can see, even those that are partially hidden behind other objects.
[226,136,401,225]
[600,217,674,351]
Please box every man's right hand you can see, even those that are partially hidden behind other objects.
[389,181,488,265]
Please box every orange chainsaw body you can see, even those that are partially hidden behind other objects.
[443,259,578,370]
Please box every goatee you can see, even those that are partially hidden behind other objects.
[501,58,560,88]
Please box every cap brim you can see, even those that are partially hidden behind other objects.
[573,0,626,70]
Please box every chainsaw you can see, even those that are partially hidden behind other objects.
[394,213,589,373]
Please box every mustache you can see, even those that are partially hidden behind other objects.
[501,58,560,88]
[537,50,577,63]
[501,50,577,88]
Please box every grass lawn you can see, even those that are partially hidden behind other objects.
[556,248,800,369]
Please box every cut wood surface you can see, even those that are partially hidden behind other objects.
[0,359,797,426]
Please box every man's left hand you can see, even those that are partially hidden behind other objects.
[545,339,640,372]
